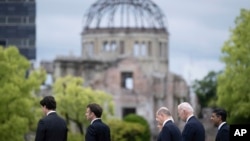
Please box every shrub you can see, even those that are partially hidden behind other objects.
[123,114,151,141]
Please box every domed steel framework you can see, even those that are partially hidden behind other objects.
[83,0,167,29]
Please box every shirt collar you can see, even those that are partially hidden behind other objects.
[186,114,194,123]
[218,122,226,130]
[91,118,101,124]
[162,118,173,126]
[47,110,56,116]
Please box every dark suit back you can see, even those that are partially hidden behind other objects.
[216,123,229,141]
[182,116,205,141]
[85,119,111,141]
[35,112,68,141]
[157,120,182,141]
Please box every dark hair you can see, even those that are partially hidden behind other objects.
[40,96,56,110]
[87,103,103,118]
[212,108,227,121]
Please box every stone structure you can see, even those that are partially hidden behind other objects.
[41,0,190,138]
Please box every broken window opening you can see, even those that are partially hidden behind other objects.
[121,72,133,90]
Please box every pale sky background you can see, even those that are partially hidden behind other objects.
[36,0,250,84]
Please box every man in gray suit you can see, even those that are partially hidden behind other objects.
[35,96,68,141]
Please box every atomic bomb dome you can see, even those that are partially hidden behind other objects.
[47,1,189,140]
[83,0,167,29]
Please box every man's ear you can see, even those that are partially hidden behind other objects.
[91,112,96,117]
[218,115,222,120]
[43,105,47,109]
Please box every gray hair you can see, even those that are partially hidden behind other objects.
[178,102,194,114]
[157,107,172,116]
[157,107,174,122]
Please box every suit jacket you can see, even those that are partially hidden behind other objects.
[216,123,229,141]
[157,120,182,141]
[35,112,68,141]
[85,119,111,141]
[181,116,205,141]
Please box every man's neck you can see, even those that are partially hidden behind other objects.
[162,117,173,126]
[186,114,194,122]
[218,122,226,130]
[46,110,56,116]
[91,118,101,124]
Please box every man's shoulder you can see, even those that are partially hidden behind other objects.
[186,117,205,130]
[164,121,180,130]
[165,120,175,126]
[44,113,66,122]
[92,120,110,128]
[220,123,229,130]
[189,116,202,124]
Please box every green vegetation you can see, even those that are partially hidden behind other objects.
[217,9,250,124]
[107,118,146,141]
[53,75,114,136]
[123,114,151,141]
[0,46,46,141]
[192,71,221,117]
[52,75,151,141]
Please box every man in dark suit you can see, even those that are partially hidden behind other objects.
[210,108,229,141]
[85,103,111,141]
[177,102,205,141]
[156,107,182,141]
[35,96,68,141]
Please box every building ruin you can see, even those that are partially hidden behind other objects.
[41,0,190,138]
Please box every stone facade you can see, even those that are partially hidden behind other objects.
[41,27,190,137]
[40,0,190,139]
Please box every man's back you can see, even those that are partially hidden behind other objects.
[158,120,181,141]
[35,112,68,141]
[85,119,111,141]
[182,116,205,141]
[216,123,229,141]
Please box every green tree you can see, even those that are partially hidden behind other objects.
[217,9,250,124]
[123,114,151,141]
[192,71,221,114]
[53,75,114,136]
[0,46,46,141]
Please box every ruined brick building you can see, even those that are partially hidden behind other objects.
[41,0,190,137]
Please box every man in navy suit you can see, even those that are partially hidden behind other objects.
[210,108,229,141]
[156,107,182,141]
[85,103,111,141]
[35,96,68,141]
[177,102,205,141]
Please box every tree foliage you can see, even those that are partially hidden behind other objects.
[192,71,221,109]
[0,46,46,141]
[53,75,114,135]
[217,9,250,124]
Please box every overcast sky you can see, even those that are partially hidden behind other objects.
[36,0,250,84]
